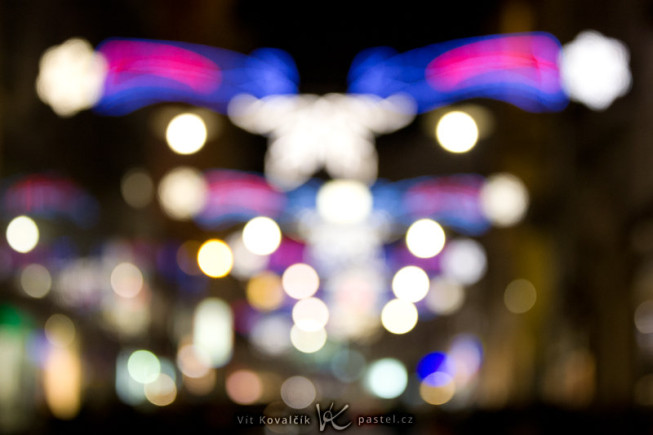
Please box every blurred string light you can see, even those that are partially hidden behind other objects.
[349,33,568,113]
[331,348,366,383]
[6,216,39,254]
[242,216,282,255]
[195,170,286,229]
[44,314,76,348]
[228,93,415,190]
[635,300,653,334]
[392,266,430,303]
[364,358,408,399]
[440,239,487,285]
[226,369,263,405]
[121,168,154,209]
[193,298,233,367]
[93,39,298,115]
[401,175,490,235]
[2,174,99,227]
[504,279,537,314]
[176,341,211,379]
[144,372,177,406]
[43,314,81,419]
[249,315,292,356]
[227,231,269,279]
[420,372,456,405]
[560,30,631,110]
[197,239,233,278]
[110,262,144,299]
[281,376,317,409]
[290,325,327,353]
[381,299,419,334]
[165,113,208,155]
[405,219,446,258]
[36,38,107,117]
[425,277,465,315]
[246,272,285,311]
[19,264,52,299]
[127,350,161,384]
[435,111,479,153]
[157,167,208,220]
[292,297,329,331]
[43,342,82,419]
[480,173,529,227]
[282,263,319,299]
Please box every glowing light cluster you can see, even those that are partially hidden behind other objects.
[36,38,107,117]
[228,93,415,190]
[316,180,373,224]
[560,30,631,110]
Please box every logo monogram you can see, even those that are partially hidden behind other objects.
[315,402,352,432]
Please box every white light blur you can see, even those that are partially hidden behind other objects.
[435,111,479,153]
[406,219,446,258]
[480,173,529,227]
[20,263,52,298]
[364,358,408,399]
[316,179,373,225]
[110,262,144,298]
[157,166,207,220]
[560,30,632,110]
[440,239,487,285]
[6,216,39,254]
[282,263,320,299]
[246,272,285,312]
[144,373,177,407]
[197,239,233,278]
[127,350,161,384]
[281,376,317,409]
[36,38,107,117]
[44,314,76,348]
[226,370,263,405]
[227,231,269,279]
[115,352,146,405]
[392,266,430,302]
[635,300,653,334]
[228,93,415,190]
[121,168,154,209]
[381,299,419,334]
[420,372,456,405]
[43,345,82,419]
[242,216,282,255]
[290,325,327,353]
[166,113,208,155]
[193,298,233,367]
[250,315,292,356]
[426,277,465,315]
[176,342,211,379]
[292,297,329,331]
[504,279,537,314]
